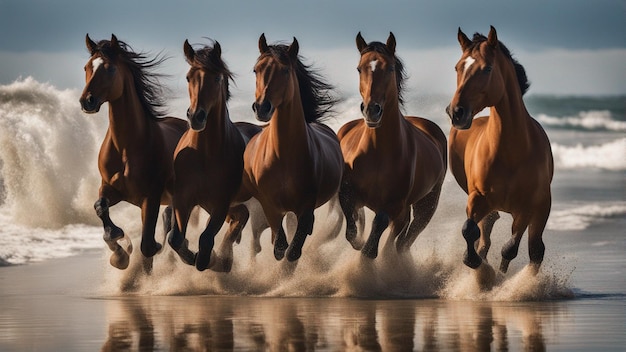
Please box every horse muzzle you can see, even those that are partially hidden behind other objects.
[252,100,274,122]
[79,93,102,114]
[187,108,207,131]
[361,102,383,128]
[446,104,473,130]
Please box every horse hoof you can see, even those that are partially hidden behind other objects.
[196,249,216,272]
[286,247,302,262]
[110,247,130,270]
[210,256,233,273]
[141,241,162,258]
[463,249,482,269]
[361,246,378,259]
[274,243,287,261]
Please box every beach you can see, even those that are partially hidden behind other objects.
[1,80,625,351]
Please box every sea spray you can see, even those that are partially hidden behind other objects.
[0,77,103,227]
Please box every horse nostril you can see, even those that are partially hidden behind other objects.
[371,103,382,116]
[360,102,365,113]
[187,108,192,119]
[454,106,464,119]
[252,102,257,113]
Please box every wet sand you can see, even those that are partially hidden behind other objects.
[1,248,624,351]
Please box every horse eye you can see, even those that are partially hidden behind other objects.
[215,75,221,83]
[484,66,493,73]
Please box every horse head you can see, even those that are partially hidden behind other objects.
[80,34,125,113]
[251,34,299,122]
[446,26,512,130]
[183,39,231,131]
[355,32,402,128]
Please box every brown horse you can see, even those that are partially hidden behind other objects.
[244,34,344,262]
[446,26,553,273]
[167,39,263,271]
[79,34,188,270]
[338,32,447,259]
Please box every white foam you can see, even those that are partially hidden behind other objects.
[552,138,626,170]
[547,201,626,231]
[537,110,626,132]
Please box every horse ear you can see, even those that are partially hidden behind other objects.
[183,39,195,63]
[487,25,499,48]
[356,32,367,53]
[259,33,269,54]
[457,27,472,51]
[213,41,222,58]
[288,37,299,59]
[110,34,120,51]
[386,32,396,55]
[85,34,97,55]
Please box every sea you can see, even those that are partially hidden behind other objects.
[1,77,625,350]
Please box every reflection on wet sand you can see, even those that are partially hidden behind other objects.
[101,296,560,351]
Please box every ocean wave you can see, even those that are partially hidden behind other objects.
[537,110,626,132]
[552,138,626,170]
[547,201,626,231]
[0,77,104,228]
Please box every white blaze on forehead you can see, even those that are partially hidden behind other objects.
[463,56,476,73]
[92,57,104,72]
[369,59,378,72]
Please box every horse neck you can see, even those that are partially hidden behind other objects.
[194,100,231,150]
[267,91,309,155]
[365,96,404,148]
[487,74,533,156]
[107,77,153,150]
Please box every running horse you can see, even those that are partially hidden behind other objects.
[338,32,447,258]
[244,34,344,262]
[446,26,553,273]
[79,34,188,270]
[167,39,263,271]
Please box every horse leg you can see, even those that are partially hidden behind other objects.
[214,204,250,272]
[162,206,173,238]
[167,206,196,266]
[384,209,410,254]
[463,192,492,269]
[95,194,130,270]
[396,182,443,252]
[499,214,530,273]
[477,211,500,261]
[196,207,229,271]
[286,211,314,262]
[339,180,363,250]
[361,212,390,259]
[140,196,163,258]
[526,203,550,274]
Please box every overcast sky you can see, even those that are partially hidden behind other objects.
[1,0,624,96]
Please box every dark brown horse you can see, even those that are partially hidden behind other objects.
[167,39,263,271]
[446,26,553,273]
[338,32,447,259]
[243,34,344,262]
[79,34,188,270]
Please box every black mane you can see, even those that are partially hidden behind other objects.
[359,41,407,105]
[186,42,234,101]
[92,39,168,119]
[260,44,338,123]
[471,33,530,95]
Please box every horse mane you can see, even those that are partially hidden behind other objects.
[470,33,530,95]
[358,41,407,106]
[186,42,234,101]
[260,44,338,123]
[92,39,168,119]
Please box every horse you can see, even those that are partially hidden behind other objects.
[167,39,264,271]
[243,34,344,262]
[79,34,188,270]
[446,26,553,274]
[337,32,447,259]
